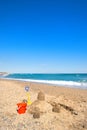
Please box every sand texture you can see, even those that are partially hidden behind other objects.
[0,79,87,130]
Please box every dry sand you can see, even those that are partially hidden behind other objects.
[0,79,87,130]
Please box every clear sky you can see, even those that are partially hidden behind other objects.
[0,0,87,73]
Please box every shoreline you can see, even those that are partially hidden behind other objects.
[1,77,87,90]
[0,78,87,98]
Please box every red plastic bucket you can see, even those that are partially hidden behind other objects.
[17,102,27,114]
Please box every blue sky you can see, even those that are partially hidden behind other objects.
[0,0,87,73]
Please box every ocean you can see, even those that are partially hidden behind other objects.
[2,73,87,89]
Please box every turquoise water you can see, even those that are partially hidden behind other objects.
[4,73,87,89]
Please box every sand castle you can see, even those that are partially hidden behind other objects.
[28,91,52,118]
[28,91,78,119]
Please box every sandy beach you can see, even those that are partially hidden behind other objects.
[0,79,87,130]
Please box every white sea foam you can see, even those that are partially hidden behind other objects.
[2,77,87,89]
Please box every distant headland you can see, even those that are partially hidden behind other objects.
[0,72,9,76]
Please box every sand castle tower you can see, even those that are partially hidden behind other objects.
[28,91,52,118]
[37,91,45,101]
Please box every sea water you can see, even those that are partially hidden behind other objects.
[3,73,87,89]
